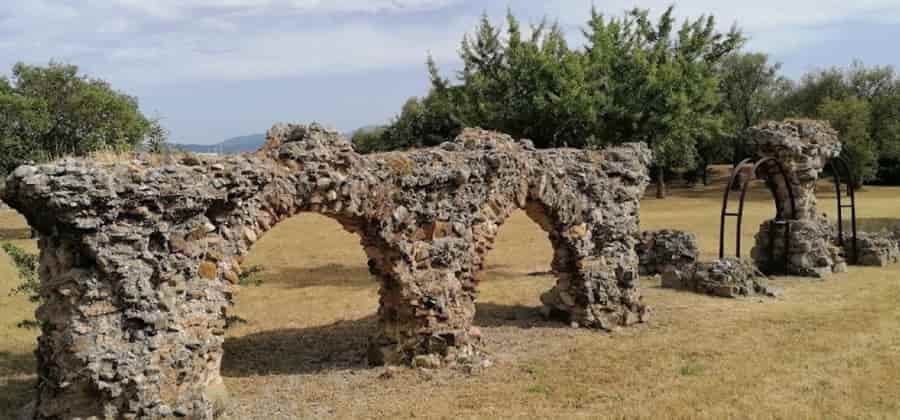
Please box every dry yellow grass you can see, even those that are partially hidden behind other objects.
[1,167,899,419]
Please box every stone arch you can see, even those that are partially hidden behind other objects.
[719,157,798,274]
[3,124,652,419]
[746,120,847,277]
[468,193,580,324]
[467,146,652,332]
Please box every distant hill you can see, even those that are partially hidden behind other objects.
[175,134,266,154]
[175,126,376,155]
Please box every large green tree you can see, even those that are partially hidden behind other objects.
[0,62,162,175]
[717,52,786,165]
[774,61,900,185]
[584,6,744,197]
[817,97,878,187]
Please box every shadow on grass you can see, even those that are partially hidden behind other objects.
[474,302,567,329]
[0,377,34,419]
[0,351,36,418]
[0,351,35,377]
[222,316,376,377]
[221,302,568,377]
[260,264,376,290]
[0,227,31,241]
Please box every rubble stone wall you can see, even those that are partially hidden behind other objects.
[3,124,652,419]
[748,120,846,276]
[637,229,700,276]
[661,258,773,298]
[851,232,900,266]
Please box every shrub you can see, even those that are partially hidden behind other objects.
[238,265,265,287]
[3,243,39,303]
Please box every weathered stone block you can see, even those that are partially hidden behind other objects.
[662,258,774,298]
[851,232,900,267]
[637,229,699,276]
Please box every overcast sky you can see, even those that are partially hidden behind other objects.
[2,1,899,144]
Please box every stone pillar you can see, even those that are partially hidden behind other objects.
[21,224,231,420]
[749,120,846,276]
[366,220,483,368]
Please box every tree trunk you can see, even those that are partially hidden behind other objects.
[655,166,667,199]
[702,164,709,186]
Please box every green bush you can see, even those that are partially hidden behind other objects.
[238,265,265,287]
[3,243,41,329]
[3,243,39,303]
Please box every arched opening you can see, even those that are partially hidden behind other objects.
[220,212,379,381]
[473,206,558,328]
[719,158,797,274]
[470,195,601,331]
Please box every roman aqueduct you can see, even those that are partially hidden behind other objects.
[2,119,860,419]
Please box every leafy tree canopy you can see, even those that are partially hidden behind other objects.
[0,61,164,175]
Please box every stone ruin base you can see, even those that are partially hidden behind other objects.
[662,258,777,298]
[637,229,700,276]
[640,229,778,298]
[851,231,900,267]
[752,219,846,277]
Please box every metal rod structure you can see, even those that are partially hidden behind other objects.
[719,157,798,274]
[719,158,753,259]
[829,156,858,264]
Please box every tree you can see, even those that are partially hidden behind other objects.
[717,52,785,167]
[584,6,744,197]
[351,125,390,154]
[369,6,744,199]
[817,97,878,187]
[0,62,160,174]
[145,117,170,154]
[772,61,900,185]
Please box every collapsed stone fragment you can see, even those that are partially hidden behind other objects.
[850,231,900,267]
[637,229,700,276]
[661,258,776,298]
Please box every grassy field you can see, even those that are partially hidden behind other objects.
[1,167,899,419]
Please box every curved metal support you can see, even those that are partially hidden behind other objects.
[719,157,798,274]
[828,156,858,264]
[719,158,753,259]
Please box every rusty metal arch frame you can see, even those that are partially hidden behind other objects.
[719,157,798,274]
[828,155,858,264]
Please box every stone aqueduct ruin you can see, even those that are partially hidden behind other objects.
[4,125,654,418]
[2,119,859,419]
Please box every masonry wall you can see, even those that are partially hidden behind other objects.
[4,124,652,419]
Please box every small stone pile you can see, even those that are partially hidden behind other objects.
[850,232,900,267]
[748,119,846,277]
[637,229,699,276]
[662,258,775,298]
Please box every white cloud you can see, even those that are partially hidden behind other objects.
[288,0,461,14]
[2,0,900,86]
[541,0,900,53]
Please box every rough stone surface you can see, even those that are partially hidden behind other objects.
[637,229,699,276]
[752,218,847,277]
[851,232,900,267]
[661,258,774,298]
[3,123,652,420]
[748,119,846,276]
